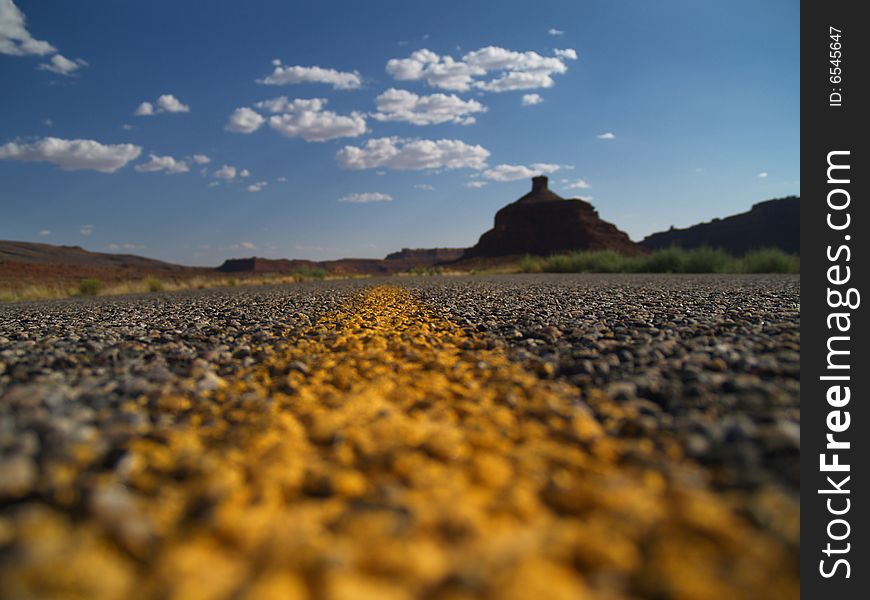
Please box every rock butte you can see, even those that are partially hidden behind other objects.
[465,176,642,258]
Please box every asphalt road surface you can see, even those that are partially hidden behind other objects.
[0,274,799,599]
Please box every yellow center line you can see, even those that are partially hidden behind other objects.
[1,286,798,600]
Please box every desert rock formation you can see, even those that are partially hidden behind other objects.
[464,176,641,258]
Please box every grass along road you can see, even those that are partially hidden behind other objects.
[0,283,797,599]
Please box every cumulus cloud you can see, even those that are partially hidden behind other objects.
[231,98,366,142]
[465,180,487,189]
[247,181,268,192]
[191,154,211,164]
[38,53,87,76]
[239,169,250,178]
[597,132,615,140]
[213,164,237,180]
[338,192,393,203]
[157,94,189,113]
[0,0,55,56]
[38,229,50,236]
[134,153,190,174]
[258,62,362,89]
[80,225,94,236]
[564,178,591,189]
[0,137,142,172]
[386,46,577,93]
[757,171,769,178]
[226,107,265,133]
[266,99,367,141]
[238,241,256,250]
[414,183,434,190]
[386,49,482,92]
[482,163,562,182]
[521,93,543,106]
[107,243,145,251]
[548,28,564,36]
[337,137,490,171]
[372,88,486,126]
[135,102,154,116]
[135,94,190,116]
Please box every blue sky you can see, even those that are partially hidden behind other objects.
[1,0,799,265]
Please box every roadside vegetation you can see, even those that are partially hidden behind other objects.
[0,248,799,303]
[0,269,350,303]
[518,247,799,274]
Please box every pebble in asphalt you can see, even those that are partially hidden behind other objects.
[0,274,799,599]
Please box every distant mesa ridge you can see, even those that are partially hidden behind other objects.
[464,175,641,258]
[384,248,465,263]
[640,196,799,255]
[216,248,465,275]
[1,189,800,283]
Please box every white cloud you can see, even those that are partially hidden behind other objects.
[482,163,562,182]
[207,181,221,187]
[0,0,55,56]
[0,137,142,172]
[338,192,393,203]
[475,71,557,92]
[548,28,564,37]
[107,243,145,251]
[414,183,434,190]
[258,64,362,89]
[43,118,52,126]
[239,241,256,250]
[135,153,190,174]
[239,169,250,178]
[213,164,237,180]
[386,49,484,91]
[135,94,190,116]
[465,180,487,189]
[255,96,324,113]
[80,225,94,236]
[38,229,50,236]
[156,94,189,113]
[276,176,287,182]
[236,97,366,142]
[38,53,87,76]
[564,178,591,189]
[757,171,769,178]
[135,102,154,116]
[597,132,615,140]
[191,154,210,164]
[121,123,134,130]
[386,46,576,93]
[521,93,543,106]
[247,181,268,192]
[226,107,265,133]
[263,98,367,142]
[372,88,485,126]
[337,137,490,171]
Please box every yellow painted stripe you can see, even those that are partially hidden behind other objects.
[0,286,797,600]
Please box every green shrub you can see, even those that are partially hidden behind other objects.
[226,278,238,287]
[144,277,165,292]
[292,267,327,280]
[680,248,733,273]
[738,248,800,273]
[78,278,103,296]
[513,247,799,274]
[519,255,544,273]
